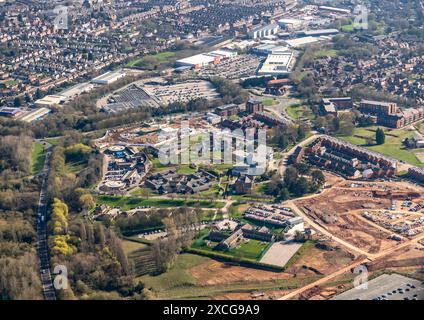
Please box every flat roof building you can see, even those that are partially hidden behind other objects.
[0,107,23,118]
[35,95,66,107]
[248,24,280,39]
[92,69,126,85]
[176,54,217,68]
[258,51,293,75]
[284,36,324,47]
[297,29,340,37]
[19,107,51,123]
[319,6,351,15]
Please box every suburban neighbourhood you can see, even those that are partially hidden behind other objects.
[0,0,423,305]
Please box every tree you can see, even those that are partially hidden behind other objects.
[292,177,309,197]
[279,188,290,201]
[376,128,385,145]
[284,166,299,189]
[13,97,21,108]
[311,170,325,185]
[79,193,95,212]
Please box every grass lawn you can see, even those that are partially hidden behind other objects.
[31,142,46,175]
[139,253,209,292]
[151,158,175,172]
[262,98,277,106]
[129,187,155,197]
[228,240,270,260]
[338,126,424,167]
[126,51,177,68]
[286,105,315,121]
[198,185,221,197]
[341,24,354,32]
[176,165,197,175]
[44,137,62,146]
[228,203,250,219]
[230,194,275,202]
[127,48,208,71]
[96,195,225,210]
[313,49,338,58]
[121,239,147,255]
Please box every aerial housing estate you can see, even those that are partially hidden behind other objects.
[306,136,398,179]
[359,100,424,129]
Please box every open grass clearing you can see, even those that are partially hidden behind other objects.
[31,142,46,175]
[286,104,316,121]
[338,126,424,167]
[96,195,225,210]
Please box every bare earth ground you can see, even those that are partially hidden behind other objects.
[325,214,395,254]
[295,180,424,254]
[187,239,356,300]
[297,243,424,300]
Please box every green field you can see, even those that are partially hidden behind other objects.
[31,142,46,175]
[198,185,222,197]
[338,126,424,167]
[139,253,319,299]
[44,137,62,146]
[313,49,339,58]
[121,239,147,255]
[126,51,178,68]
[228,203,250,219]
[96,195,225,210]
[341,24,355,32]
[227,240,270,260]
[262,98,277,106]
[139,253,208,292]
[230,193,275,203]
[286,105,315,121]
[176,165,197,175]
[129,187,155,197]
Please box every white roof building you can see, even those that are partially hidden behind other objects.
[92,69,126,85]
[284,36,324,47]
[176,54,216,68]
[248,24,280,39]
[34,95,65,107]
[258,51,294,75]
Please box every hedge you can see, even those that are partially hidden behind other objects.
[185,247,284,272]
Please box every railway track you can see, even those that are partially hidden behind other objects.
[36,147,56,300]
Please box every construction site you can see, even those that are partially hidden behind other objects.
[294,179,424,255]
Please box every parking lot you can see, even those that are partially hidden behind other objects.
[197,54,263,80]
[332,273,424,300]
[143,80,220,104]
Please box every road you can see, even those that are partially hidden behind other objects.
[286,200,372,257]
[278,193,424,300]
[279,232,424,300]
[35,144,56,300]
[271,134,320,176]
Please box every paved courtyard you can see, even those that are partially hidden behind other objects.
[260,241,302,267]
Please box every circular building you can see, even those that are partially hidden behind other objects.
[107,145,126,153]
[102,180,126,192]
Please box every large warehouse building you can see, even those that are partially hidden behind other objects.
[258,51,294,75]
[92,69,127,85]
[176,49,237,69]
[248,24,280,39]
